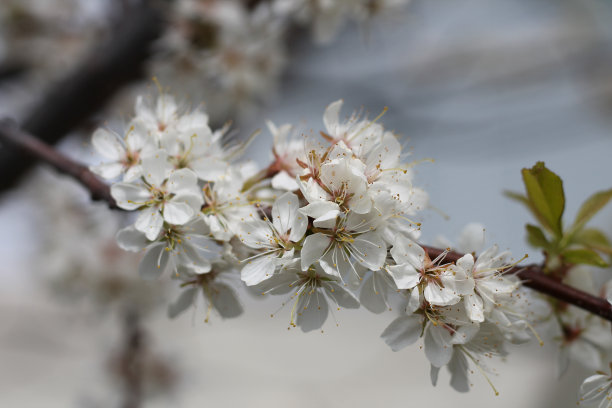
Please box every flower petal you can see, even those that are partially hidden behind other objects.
[139,243,169,280]
[111,183,151,210]
[92,128,124,160]
[241,256,276,286]
[381,315,422,352]
[424,325,454,367]
[167,287,197,318]
[211,283,243,319]
[386,263,420,290]
[296,289,329,333]
[90,162,124,180]
[325,283,360,309]
[142,149,170,186]
[163,201,195,225]
[167,168,198,194]
[135,207,164,240]
[116,226,149,252]
[300,233,332,271]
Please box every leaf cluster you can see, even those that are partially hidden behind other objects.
[506,162,612,271]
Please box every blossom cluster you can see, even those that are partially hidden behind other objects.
[89,94,547,393]
[151,0,411,120]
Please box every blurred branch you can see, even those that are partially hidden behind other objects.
[0,62,27,83]
[422,245,612,323]
[0,0,165,195]
[0,119,116,206]
[0,120,609,323]
[118,309,145,408]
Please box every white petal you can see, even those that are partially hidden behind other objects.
[90,162,123,180]
[211,283,243,319]
[139,243,169,280]
[116,226,148,252]
[351,231,386,271]
[457,223,486,254]
[424,325,454,367]
[190,157,228,182]
[241,256,276,286]
[299,201,340,220]
[163,201,195,225]
[359,273,387,314]
[135,207,164,240]
[325,283,360,309]
[296,289,329,332]
[238,220,275,249]
[424,282,461,306]
[167,288,197,318]
[448,351,470,393]
[386,264,420,290]
[271,171,299,191]
[390,237,425,269]
[430,365,440,387]
[323,99,343,134]
[272,192,300,237]
[406,288,421,314]
[579,374,612,403]
[167,168,198,194]
[178,244,212,274]
[300,233,332,271]
[464,294,485,323]
[111,183,151,210]
[456,254,475,276]
[92,128,124,160]
[381,315,422,352]
[142,149,170,186]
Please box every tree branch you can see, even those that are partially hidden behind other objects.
[0,0,164,195]
[0,121,610,322]
[0,119,116,207]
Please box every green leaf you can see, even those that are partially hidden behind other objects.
[571,189,612,234]
[505,190,555,234]
[571,228,612,255]
[562,248,609,267]
[521,162,565,236]
[525,224,550,249]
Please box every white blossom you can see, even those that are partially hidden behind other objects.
[90,122,155,181]
[238,192,307,286]
[111,150,203,240]
[117,218,216,280]
[578,369,612,407]
[255,264,360,332]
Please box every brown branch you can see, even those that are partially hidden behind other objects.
[0,0,164,195]
[117,309,144,408]
[422,245,612,322]
[0,119,116,207]
[0,121,610,322]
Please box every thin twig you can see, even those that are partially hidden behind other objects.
[0,119,116,207]
[0,122,610,322]
[0,0,164,194]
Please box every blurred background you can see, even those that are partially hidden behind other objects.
[1,0,612,406]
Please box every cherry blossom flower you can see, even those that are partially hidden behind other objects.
[90,122,156,181]
[117,218,216,280]
[300,209,387,280]
[387,237,473,306]
[255,264,360,332]
[200,169,258,241]
[238,192,307,286]
[111,150,203,240]
[167,256,243,322]
[578,368,612,407]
